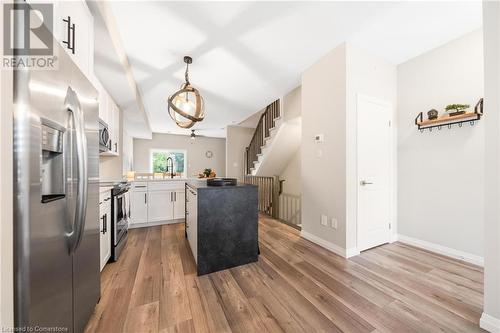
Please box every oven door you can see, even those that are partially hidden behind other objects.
[114,193,128,246]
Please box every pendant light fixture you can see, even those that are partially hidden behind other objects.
[168,56,205,129]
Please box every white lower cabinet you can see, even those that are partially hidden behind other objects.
[99,189,112,271]
[148,191,175,222]
[186,187,197,263]
[130,189,148,225]
[129,181,185,227]
[173,190,186,219]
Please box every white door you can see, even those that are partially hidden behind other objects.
[357,95,392,252]
[130,190,148,224]
[148,191,174,222]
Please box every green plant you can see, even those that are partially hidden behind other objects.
[203,168,212,177]
[445,104,470,113]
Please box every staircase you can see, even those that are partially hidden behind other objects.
[245,99,300,176]
[245,99,282,175]
[243,99,302,228]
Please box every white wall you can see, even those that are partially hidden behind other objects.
[226,125,254,181]
[398,30,484,258]
[283,86,301,121]
[134,133,226,177]
[301,43,397,254]
[302,43,348,248]
[481,2,500,331]
[122,129,134,174]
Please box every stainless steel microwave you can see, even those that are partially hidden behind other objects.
[99,119,111,153]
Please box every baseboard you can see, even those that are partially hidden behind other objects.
[346,247,360,258]
[390,233,399,243]
[480,312,500,332]
[300,230,347,258]
[129,219,184,229]
[397,234,484,267]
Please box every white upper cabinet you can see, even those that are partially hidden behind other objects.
[25,0,94,78]
[53,1,94,78]
[98,83,120,157]
[111,101,120,155]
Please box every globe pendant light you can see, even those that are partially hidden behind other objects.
[168,56,205,129]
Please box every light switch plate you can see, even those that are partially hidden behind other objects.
[321,214,328,226]
[331,218,338,229]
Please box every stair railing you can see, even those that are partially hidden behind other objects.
[243,175,280,219]
[279,193,301,229]
[245,99,280,175]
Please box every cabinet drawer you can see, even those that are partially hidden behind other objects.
[132,182,148,191]
[99,190,111,205]
[148,181,185,192]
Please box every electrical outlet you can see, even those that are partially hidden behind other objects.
[331,218,338,229]
[321,214,328,226]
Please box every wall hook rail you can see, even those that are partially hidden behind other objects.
[415,98,483,132]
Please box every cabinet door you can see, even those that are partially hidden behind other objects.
[130,190,148,224]
[112,103,120,155]
[54,1,93,77]
[173,190,185,219]
[186,189,197,262]
[148,191,174,222]
[99,204,111,271]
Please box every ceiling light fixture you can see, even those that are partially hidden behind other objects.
[168,56,205,129]
[190,129,196,141]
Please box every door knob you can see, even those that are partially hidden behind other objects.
[360,180,373,186]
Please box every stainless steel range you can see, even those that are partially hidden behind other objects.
[111,182,131,261]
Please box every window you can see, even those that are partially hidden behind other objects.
[150,149,187,177]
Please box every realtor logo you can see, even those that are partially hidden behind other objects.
[2,3,56,69]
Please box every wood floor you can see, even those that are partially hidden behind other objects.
[85,215,485,333]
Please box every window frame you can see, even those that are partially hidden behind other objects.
[149,148,188,177]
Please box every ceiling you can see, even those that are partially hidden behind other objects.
[107,1,482,138]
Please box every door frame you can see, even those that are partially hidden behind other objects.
[355,94,396,253]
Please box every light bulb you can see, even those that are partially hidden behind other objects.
[173,94,196,116]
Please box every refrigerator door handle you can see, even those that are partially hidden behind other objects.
[66,87,88,253]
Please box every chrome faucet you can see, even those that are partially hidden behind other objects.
[166,157,174,178]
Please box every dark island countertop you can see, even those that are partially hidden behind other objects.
[186,179,255,190]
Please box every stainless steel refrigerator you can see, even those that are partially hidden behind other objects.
[13,30,100,333]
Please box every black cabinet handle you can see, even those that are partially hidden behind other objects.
[101,214,107,234]
[62,16,75,54]
[144,193,147,204]
[114,142,117,152]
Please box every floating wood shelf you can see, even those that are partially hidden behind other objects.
[415,98,483,132]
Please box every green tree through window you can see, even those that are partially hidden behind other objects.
[151,150,186,176]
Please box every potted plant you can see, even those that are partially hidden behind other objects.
[445,104,470,117]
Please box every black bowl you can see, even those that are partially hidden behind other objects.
[207,178,237,186]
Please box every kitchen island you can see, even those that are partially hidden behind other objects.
[185,180,259,275]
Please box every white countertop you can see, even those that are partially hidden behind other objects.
[132,178,204,182]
